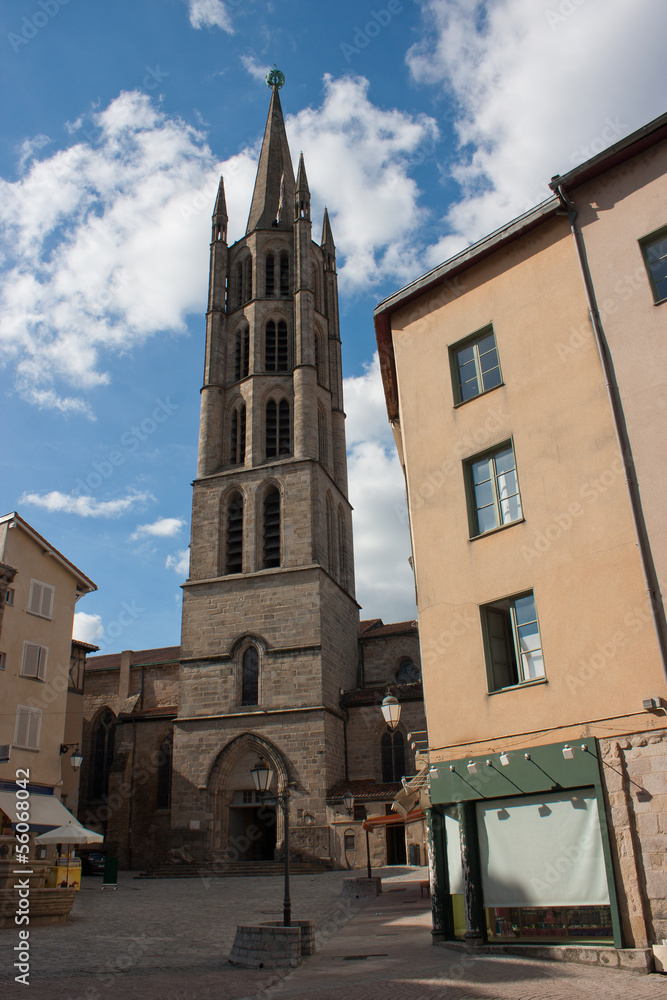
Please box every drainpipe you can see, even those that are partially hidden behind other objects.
[555,183,667,686]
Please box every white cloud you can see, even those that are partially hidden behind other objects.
[344,355,417,623]
[19,489,153,518]
[0,81,438,412]
[166,549,190,576]
[408,0,667,265]
[131,517,185,540]
[287,75,438,290]
[241,54,270,83]
[72,611,104,644]
[187,0,234,32]
[0,90,258,414]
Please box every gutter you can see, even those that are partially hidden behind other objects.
[554,182,667,687]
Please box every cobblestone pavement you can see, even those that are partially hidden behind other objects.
[2,867,666,999]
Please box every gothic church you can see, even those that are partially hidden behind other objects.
[80,82,426,871]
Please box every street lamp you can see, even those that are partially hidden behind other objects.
[342,790,354,815]
[251,758,291,927]
[381,693,401,730]
[60,744,83,772]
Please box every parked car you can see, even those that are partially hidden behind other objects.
[78,851,106,876]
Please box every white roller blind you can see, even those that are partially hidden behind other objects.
[477,790,610,907]
[444,808,464,894]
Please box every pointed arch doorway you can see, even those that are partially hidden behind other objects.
[208,733,288,862]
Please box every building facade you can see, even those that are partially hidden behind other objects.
[375,114,667,962]
[80,83,428,872]
[0,512,97,856]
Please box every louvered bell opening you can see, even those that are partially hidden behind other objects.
[277,321,288,371]
[266,254,275,296]
[266,320,276,371]
[238,406,246,463]
[226,495,244,574]
[266,400,277,457]
[280,253,289,296]
[263,490,281,568]
[278,400,291,455]
[230,410,238,465]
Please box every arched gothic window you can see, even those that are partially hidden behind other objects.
[241,646,259,705]
[263,488,281,568]
[156,733,172,809]
[244,256,252,301]
[326,493,336,576]
[280,252,289,296]
[381,730,406,783]
[338,506,346,588]
[225,492,244,574]
[265,399,291,458]
[236,263,243,308]
[266,320,288,372]
[89,708,115,799]
[318,407,328,467]
[230,405,246,466]
[396,658,420,684]
[315,333,326,384]
[234,327,249,381]
[265,253,275,296]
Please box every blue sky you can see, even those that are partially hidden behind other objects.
[1,0,666,653]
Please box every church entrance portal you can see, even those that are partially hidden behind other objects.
[228,795,277,861]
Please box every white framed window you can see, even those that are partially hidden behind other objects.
[21,642,48,681]
[451,326,502,404]
[28,580,55,619]
[14,706,42,750]
[482,591,545,691]
[5,588,15,606]
[640,225,667,303]
[466,442,522,536]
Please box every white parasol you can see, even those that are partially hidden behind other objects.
[35,822,103,886]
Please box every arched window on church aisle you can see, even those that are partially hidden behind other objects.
[338,506,347,588]
[326,493,336,576]
[156,733,172,809]
[89,708,115,800]
[266,399,292,458]
[318,407,328,468]
[230,404,246,466]
[234,326,249,381]
[381,730,406,783]
[265,253,275,296]
[280,252,289,296]
[225,492,244,574]
[241,646,259,705]
[263,487,281,568]
[396,657,420,684]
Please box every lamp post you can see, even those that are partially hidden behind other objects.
[251,758,291,927]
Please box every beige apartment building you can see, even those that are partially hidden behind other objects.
[375,113,667,968]
[0,512,97,854]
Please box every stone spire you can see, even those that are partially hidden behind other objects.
[295,152,310,221]
[246,86,296,234]
[212,176,227,243]
[321,207,335,248]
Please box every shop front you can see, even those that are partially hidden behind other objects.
[427,738,622,948]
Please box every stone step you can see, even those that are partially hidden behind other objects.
[135,859,334,879]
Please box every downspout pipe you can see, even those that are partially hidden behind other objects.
[555,183,667,687]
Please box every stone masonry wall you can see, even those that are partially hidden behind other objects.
[600,727,667,948]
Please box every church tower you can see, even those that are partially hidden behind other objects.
[171,78,360,863]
